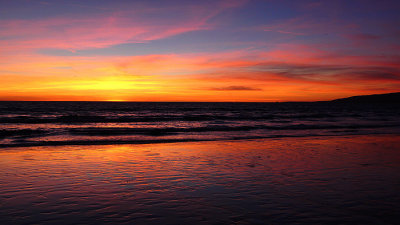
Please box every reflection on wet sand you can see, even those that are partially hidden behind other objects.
[1,135,400,224]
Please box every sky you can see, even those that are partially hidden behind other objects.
[1,0,399,102]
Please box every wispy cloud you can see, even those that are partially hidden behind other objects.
[0,0,246,52]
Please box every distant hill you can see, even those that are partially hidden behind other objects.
[331,92,400,103]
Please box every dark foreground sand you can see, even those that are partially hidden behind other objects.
[0,135,399,224]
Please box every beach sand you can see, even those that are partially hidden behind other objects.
[0,134,399,224]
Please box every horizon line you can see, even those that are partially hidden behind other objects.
[1,92,398,103]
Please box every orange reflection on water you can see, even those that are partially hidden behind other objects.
[1,135,400,224]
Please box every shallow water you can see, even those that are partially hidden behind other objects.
[1,135,400,224]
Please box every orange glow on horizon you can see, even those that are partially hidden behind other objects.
[1,50,399,102]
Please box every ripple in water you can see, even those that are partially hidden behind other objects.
[0,135,400,224]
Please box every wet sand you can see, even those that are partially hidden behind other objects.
[0,134,399,224]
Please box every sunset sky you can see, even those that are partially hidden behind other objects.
[1,0,399,101]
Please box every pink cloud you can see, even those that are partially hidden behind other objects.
[0,1,247,51]
[0,17,205,51]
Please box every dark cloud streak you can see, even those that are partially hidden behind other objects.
[249,63,400,82]
[210,86,262,91]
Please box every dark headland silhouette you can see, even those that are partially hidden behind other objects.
[330,92,400,103]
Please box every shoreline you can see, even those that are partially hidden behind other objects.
[1,132,399,149]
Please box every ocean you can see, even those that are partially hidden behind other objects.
[1,101,399,147]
